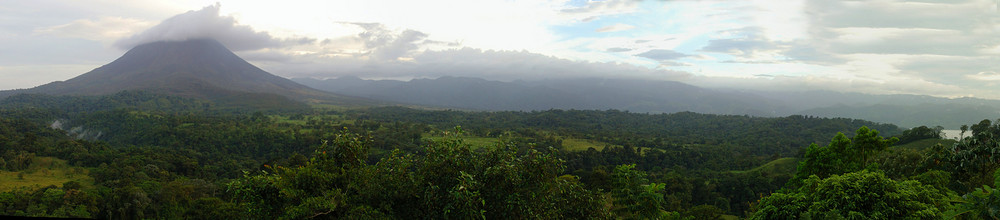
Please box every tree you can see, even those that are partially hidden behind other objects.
[852,126,898,167]
[611,164,670,219]
[971,119,993,140]
[951,129,1000,190]
[961,124,969,141]
[751,170,948,219]
[792,126,897,185]
[792,133,857,184]
[685,205,723,220]
[948,169,1000,219]
[897,125,942,145]
[227,128,611,219]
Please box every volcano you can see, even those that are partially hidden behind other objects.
[7,39,367,106]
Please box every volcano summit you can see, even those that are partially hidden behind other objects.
[3,39,366,106]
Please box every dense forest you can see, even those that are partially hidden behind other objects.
[1,92,999,219]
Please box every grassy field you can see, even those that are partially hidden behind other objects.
[729,157,799,176]
[894,138,957,151]
[423,135,623,152]
[0,157,94,192]
[562,138,611,151]
[308,103,369,111]
[271,115,309,126]
[423,135,500,149]
[270,114,353,134]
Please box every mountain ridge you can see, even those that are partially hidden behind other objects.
[295,76,1000,128]
[294,76,788,116]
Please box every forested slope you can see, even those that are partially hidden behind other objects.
[3,92,998,219]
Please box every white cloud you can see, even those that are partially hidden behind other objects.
[967,71,1000,82]
[255,46,691,83]
[33,16,153,43]
[635,49,689,61]
[966,71,1000,81]
[560,0,640,22]
[113,3,312,51]
[606,47,632,52]
[348,23,432,61]
[595,23,635,32]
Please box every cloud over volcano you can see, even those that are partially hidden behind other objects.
[113,3,312,51]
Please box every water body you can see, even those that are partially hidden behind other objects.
[941,130,971,140]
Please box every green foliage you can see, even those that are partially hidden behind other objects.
[0,91,216,118]
[852,126,899,167]
[894,138,956,151]
[684,204,724,220]
[612,164,669,219]
[949,169,1000,219]
[873,148,928,180]
[227,128,610,219]
[0,157,95,192]
[792,126,898,186]
[896,125,944,145]
[751,170,949,219]
[951,185,1000,219]
[951,129,1000,191]
[0,95,950,219]
[352,107,901,156]
[912,170,953,193]
[0,185,99,218]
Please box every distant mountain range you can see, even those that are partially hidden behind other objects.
[0,39,374,109]
[294,76,1000,128]
[294,76,788,115]
[0,37,994,129]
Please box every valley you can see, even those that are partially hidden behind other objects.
[0,10,996,218]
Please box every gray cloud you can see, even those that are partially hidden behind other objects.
[897,56,1000,85]
[237,50,293,62]
[824,29,988,56]
[636,49,689,61]
[799,0,999,57]
[782,45,844,64]
[687,73,979,99]
[700,27,780,57]
[247,22,688,83]
[348,23,431,61]
[114,3,312,51]
[606,47,632,52]
[793,0,1000,95]
[260,47,691,82]
[656,60,691,67]
[33,16,152,42]
[560,0,640,22]
[806,0,987,30]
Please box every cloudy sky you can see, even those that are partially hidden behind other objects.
[2,0,999,99]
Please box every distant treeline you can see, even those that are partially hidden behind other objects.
[348,107,901,156]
